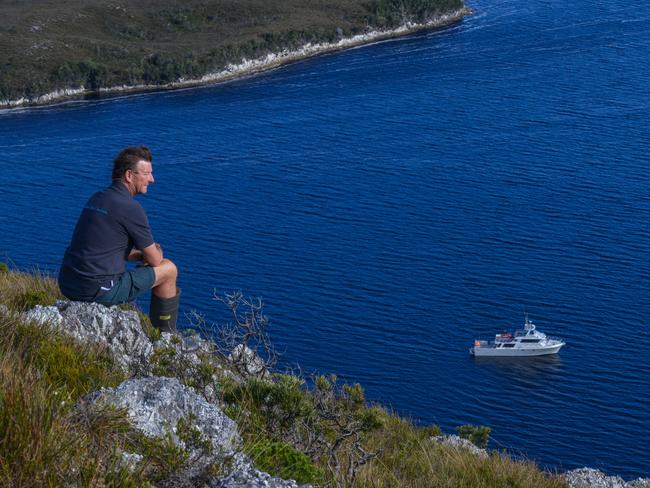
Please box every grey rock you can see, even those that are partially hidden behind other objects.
[564,468,650,488]
[430,434,488,459]
[213,454,304,488]
[629,480,650,488]
[91,376,306,487]
[629,479,650,488]
[154,330,216,366]
[564,468,626,488]
[229,344,267,377]
[23,300,153,373]
[23,304,63,327]
[94,376,239,451]
[119,451,144,471]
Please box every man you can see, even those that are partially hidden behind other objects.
[58,146,180,332]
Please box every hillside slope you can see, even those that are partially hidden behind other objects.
[0,0,464,105]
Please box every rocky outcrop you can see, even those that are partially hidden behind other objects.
[23,301,153,373]
[23,300,307,487]
[564,468,650,488]
[92,376,305,487]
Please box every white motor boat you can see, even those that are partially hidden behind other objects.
[470,316,565,357]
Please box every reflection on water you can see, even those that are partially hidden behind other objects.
[472,354,563,378]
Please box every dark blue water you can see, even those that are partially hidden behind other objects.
[2,0,650,478]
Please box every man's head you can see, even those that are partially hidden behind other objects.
[112,146,154,196]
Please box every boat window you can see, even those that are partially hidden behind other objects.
[503,344,515,348]
[521,339,540,343]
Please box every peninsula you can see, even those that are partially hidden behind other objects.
[0,0,469,109]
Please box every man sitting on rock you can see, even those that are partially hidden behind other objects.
[58,146,180,333]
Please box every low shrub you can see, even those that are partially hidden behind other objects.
[457,424,491,449]
[8,320,125,402]
[246,438,324,485]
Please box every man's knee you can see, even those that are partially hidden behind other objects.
[162,259,178,279]
[153,259,178,285]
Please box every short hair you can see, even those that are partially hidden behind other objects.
[112,146,153,180]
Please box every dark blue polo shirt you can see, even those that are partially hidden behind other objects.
[58,181,154,301]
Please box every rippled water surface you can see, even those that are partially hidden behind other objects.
[2,0,650,478]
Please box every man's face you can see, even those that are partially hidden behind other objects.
[130,160,154,195]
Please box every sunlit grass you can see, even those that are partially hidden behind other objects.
[0,264,62,311]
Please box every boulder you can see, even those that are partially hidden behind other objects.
[23,300,153,373]
[91,376,307,487]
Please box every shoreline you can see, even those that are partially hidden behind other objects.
[0,8,470,111]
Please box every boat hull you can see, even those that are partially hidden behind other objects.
[470,343,564,357]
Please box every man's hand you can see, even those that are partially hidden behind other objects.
[128,249,144,262]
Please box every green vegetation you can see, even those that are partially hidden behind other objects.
[458,424,492,449]
[0,0,466,104]
[0,267,62,310]
[246,439,324,485]
[0,269,567,487]
[0,272,138,486]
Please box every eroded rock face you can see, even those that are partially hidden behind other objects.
[564,468,650,488]
[23,300,153,373]
[93,376,240,455]
[91,376,307,488]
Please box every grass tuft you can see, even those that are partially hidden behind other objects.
[0,267,62,311]
[0,319,148,486]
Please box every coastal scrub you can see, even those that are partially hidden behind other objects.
[0,269,567,486]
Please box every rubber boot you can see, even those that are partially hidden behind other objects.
[149,288,181,333]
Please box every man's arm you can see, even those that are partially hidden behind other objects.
[141,243,163,267]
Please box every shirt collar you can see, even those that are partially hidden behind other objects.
[110,180,133,198]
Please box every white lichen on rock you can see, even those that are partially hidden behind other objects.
[564,468,650,488]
